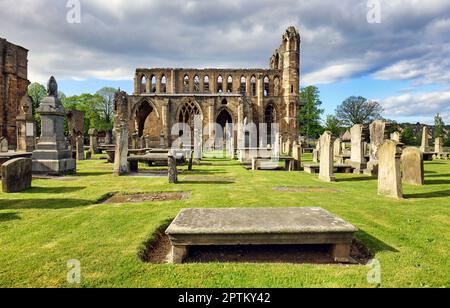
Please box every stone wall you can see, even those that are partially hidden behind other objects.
[0,38,30,149]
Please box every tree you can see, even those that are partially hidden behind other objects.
[96,87,116,133]
[335,96,384,126]
[62,94,105,135]
[298,86,324,139]
[401,127,420,146]
[433,113,445,139]
[323,115,344,137]
[28,83,46,116]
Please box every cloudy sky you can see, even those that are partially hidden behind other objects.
[1,0,449,124]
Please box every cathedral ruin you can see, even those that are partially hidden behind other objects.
[127,27,301,148]
[0,38,30,150]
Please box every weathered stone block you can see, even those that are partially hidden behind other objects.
[401,147,424,186]
[378,140,403,199]
[1,158,32,193]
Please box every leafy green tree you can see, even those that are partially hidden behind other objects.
[323,115,344,137]
[96,87,117,133]
[336,96,384,126]
[298,86,324,139]
[62,94,105,135]
[28,83,46,115]
[401,127,420,146]
[433,113,445,139]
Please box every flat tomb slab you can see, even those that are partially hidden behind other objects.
[166,208,358,264]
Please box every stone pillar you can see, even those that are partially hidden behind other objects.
[237,99,244,149]
[32,77,76,175]
[131,132,139,149]
[140,136,146,149]
[313,140,320,163]
[88,128,99,154]
[168,154,178,184]
[420,126,429,152]
[0,138,9,152]
[333,138,342,161]
[161,101,170,147]
[378,140,402,199]
[435,137,444,154]
[401,147,424,186]
[319,131,335,182]
[292,143,302,171]
[391,131,401,143]
[113,90,129,176]
[76,135,85,161]
[350,124,367,173]
[365,120,387,177]
[16,95,35,152]
[257,74,264,107]
[208,101,215,141]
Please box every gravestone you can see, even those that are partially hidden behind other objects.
[350,124,367,173]
[292,144,302,171]
[365,120,388,176]
[378,140,402,199]
[88,128,99,154]
[16,95,36,152]
[76,135,85,161]
[401,147,424,186]
[131,132,139,150]
[1,158,32,193]
[391,131,401,143]
[113,90,129,176]
[313,140,320,163]
[160,132,166,148]
[67,109,85,149]
[435,137,444,154]
[168,154,178,184]
[32,77,76,175]
[0,137,8,152]
[333,138,342,160]
[140,136,146,149]
[420,126,430,152]
[319,131,335,182]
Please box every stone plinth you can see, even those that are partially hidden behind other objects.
[401,147,424,186]
[166,207,358,264]
[378,140,402,199]
[1,158,32,193]
[32,77,76,175]
[420,126,430,152]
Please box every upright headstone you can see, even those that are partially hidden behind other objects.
[145,135,150,149]
[160,132,166,148]
[350,124,367,173]
[168,154,178,184]
[391,131,401,143]
[0,137,8,152]
[113,90,129,176]
[420,126,430,152]
[333,138,342,161]
[365,120,387,176]
[378,140,402,199]
[67,109,85,150]
[313,140,320,163]
[16,95,36,152]
[76,135,85,161]
[401,147,424,186]
[292,143,302,171]
[319,131,335,182]
[131,132,139,150]
[435,137,444,154]
[1,158,32,193]
[89,128,99,154]
[32,77,76,175]
[140,136,145,149]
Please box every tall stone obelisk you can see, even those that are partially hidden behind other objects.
[32,77,76,175]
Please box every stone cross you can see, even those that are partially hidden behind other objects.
[378,140,403,199]
[420,126,430,152]
[319,131,335,182]
[401,147,424,186]
[350,124,367,173]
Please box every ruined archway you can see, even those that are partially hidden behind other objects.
[134,100,161,147]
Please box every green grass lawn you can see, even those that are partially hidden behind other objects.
[1,154,449,288]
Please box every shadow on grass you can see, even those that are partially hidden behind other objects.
[404,189,450,199]
[21,186,86,194]
[75,171,112,177]
[425,179,450,185]
[337,176,375,182]
[0,212,21,222]
[183,170,228,175]
[180,181,235,185]
[425,173,450,178]
[0,198,93,210]
[356,230,399,253]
